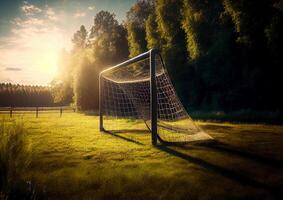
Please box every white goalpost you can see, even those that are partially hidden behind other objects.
[99,49,212,145]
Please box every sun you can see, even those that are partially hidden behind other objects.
[32,44,59,80]
[25,29,68,85]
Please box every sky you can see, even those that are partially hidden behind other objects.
[0,0,136,85]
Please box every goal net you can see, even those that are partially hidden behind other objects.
[99,49,212,144]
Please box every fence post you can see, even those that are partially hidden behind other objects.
[10,107,12,118]
[36,107,38,118]
[60,107,62,117]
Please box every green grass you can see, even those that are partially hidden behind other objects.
[1,112,283,199]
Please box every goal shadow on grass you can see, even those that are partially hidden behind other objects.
[197,141,283,168]
[156,143,282,198]
[103,129,147,145]
[102,128,282,197]
[168,140,283,169]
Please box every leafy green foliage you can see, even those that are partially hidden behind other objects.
[51,0,283,113]
[73,50,98,110]
[221,0,283,111]
[70,11,129,110]
[127,22,147,57]
[223,0,270,47]
[126,0,154,57]
[90,11,129,65]
[145,14,161,49]
[181,0,221,60]
[155,0,189,105]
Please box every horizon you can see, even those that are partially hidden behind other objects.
[0,0,136,86]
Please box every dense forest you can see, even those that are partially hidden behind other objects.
[0,83,54,107]
[2,0,283,113]
[52,0,282,112]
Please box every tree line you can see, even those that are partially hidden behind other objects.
[127,0,283,112]
[0,83,54,107]
[3,0,282,112]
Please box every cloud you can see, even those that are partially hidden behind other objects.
[88,6,95,11]
[5,67,22,71]
[12,17,44,27]
[8,3,61,39]
[0,2,70,85]
[21,1,42,16]
[74,12,86,18]
[46,7,58,21]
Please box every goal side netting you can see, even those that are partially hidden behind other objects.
[99,50,212,143]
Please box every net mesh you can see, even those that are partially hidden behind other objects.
[100,55,212,143]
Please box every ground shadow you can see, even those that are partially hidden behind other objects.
[103,130,146,145]
[173,140,283,169]
[156,144,282,198]
[197,141,283,168]
[102,129,282,197]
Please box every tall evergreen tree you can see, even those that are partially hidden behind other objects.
[155,0,189,104]
[145,13,161,49]
[126,0,154,57]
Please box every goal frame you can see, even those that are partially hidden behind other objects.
[99,49,159,145]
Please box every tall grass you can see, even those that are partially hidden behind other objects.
[0,119,34,199]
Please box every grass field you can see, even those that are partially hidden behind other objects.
[1,112,283,199]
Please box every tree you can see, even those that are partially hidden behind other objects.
[72,25,87,50]
[181,0,223,60]
[50,1,283,113]
[72,11,129,110]
[265,0,283,65]
[264,0,283,110]
[145,13,161,49]
[126,0,154,57]
[73,50,98,110]
[51,49,74,105]
[52,25,88,107]
[222,0,278,110]
[155,0,189,104]
[127,22,147,57]
[90,11,129,66]
[180,0,239,110]
[155,0,187,67]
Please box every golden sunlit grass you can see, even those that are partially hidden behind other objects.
[1,113,283,199]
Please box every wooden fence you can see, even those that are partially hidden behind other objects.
[0,106,76,118]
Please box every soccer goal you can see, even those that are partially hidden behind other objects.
[99,49,212,145]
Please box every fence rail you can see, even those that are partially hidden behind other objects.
[0,106,76,118]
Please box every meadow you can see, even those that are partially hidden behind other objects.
[1,112,283,199]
